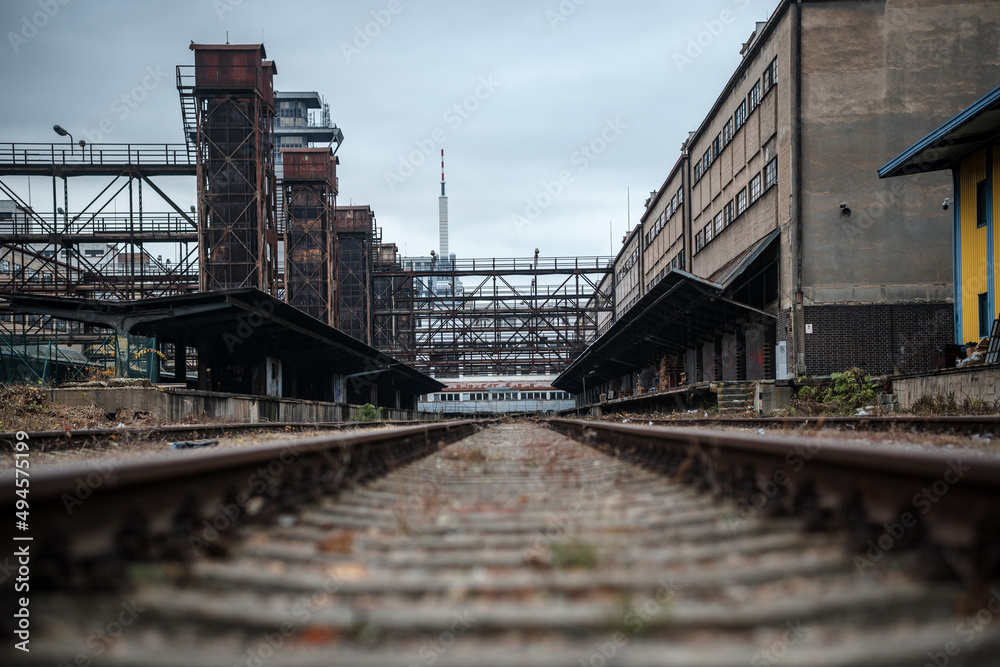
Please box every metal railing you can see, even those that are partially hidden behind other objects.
[381,256,615,274]
[0,212,195,236]
[0,143,195,168]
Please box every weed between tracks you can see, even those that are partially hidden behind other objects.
[549,539,597,569]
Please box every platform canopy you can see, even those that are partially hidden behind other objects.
[553,269,774,394]
[0,288,443,396]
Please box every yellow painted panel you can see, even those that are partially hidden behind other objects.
[995,145,1000,318]
[960,148,987,342]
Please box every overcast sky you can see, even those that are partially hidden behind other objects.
[1,0,767,260]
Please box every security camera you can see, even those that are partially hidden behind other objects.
[942,198,950,211]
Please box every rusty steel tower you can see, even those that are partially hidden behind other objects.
[282,147,337,324]
[180,43,279,294]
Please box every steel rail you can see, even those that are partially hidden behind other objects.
[0,419,492,589]
[0,420,433,451]
[617,414,1000,434]
[547,418,1000,581]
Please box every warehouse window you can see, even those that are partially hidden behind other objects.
[677,249,684,270]
[695,230,704,253]
[748,80,761,113]
[762,58,777,94]
[714,212,724,236]
[979,292,991,338]
[764,157,778,190]
[977,180,988,228]
[723,117,734,146]
[724,200,735,226]
[704,222,714,244]
[693,161,703,183]
[0,260,8,274]
[713,133,722,159]
[749,173,763,204]
[736,188,748,216]
[734,100,747,131]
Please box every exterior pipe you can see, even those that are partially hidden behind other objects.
[790,0,806,377]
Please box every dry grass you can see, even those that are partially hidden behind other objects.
[0,385,128,432]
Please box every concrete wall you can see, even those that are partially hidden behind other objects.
[48,386,434,423]
[894,366,1000,410]
[800,0,1000,305]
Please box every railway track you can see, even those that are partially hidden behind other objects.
[607,414,1000,435]
[5,420,1000,665]
[0,420,432,453]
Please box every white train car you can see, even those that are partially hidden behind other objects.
[418,375,574,414]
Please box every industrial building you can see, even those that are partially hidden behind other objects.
[0,41,443,415]
[556,0,1000,408]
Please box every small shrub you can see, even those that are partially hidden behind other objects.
[354,403,382,422]
[794,368,879,413]
[824,368,879,410]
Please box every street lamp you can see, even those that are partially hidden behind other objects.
[53,124,74,153]
[53,125,85,153]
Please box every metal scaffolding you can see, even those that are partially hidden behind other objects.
[372,256,614,377]
[0,143,197,300]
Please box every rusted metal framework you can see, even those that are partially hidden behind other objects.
[334,205,377,344]
[372,256,614,377]
[0,143,197,300]
[282,148,337,324]
[180,44,278,294]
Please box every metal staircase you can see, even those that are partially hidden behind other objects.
[175,65,198,163]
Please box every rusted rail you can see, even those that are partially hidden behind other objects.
[0,420,433,452]
[0,420,490,590]
[588,414,1000,435]
[547,418,1000,581]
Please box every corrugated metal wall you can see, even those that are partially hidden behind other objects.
[959,147,988,342]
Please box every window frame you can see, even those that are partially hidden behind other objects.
[736,188,748,216]
[734,100,747,131]
[749,173,763,203]
[748,79,761,113]
[764,157,778,191]
[979,292,991,338]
